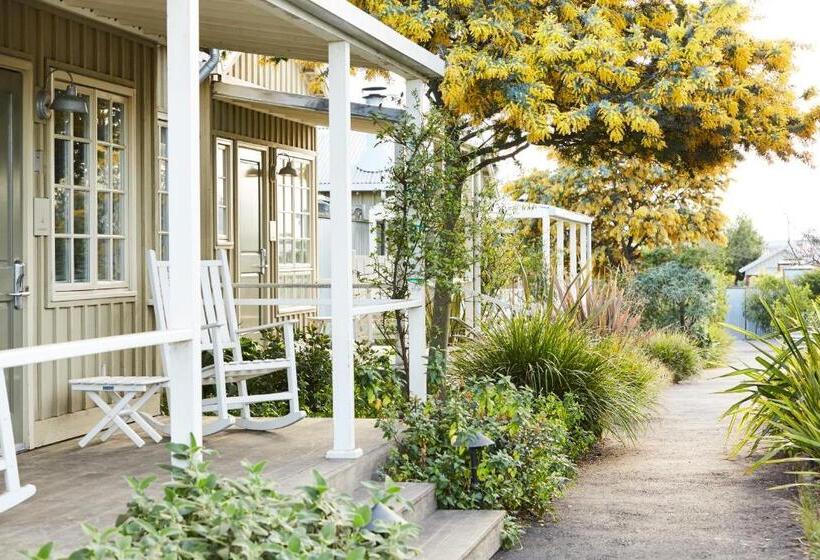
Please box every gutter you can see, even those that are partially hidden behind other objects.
[199,49,220,82]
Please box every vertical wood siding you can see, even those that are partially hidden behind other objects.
[226,55,311,96]
[0,0,158,432]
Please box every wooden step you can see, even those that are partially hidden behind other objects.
[417,509,506,560]
[352,481,437,525]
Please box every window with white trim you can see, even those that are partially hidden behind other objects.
[215,138,233,244]
[276,153,313,290]
[157,120,169,259]
[53,83,130,289]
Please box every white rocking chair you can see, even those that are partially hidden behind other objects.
[147,249,305,435]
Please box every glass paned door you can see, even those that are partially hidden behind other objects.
[0,67,25,443]
[236,147,266,327]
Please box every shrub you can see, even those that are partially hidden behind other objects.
[451,310,655,440]
[641,332,701,383]
[699,323,733,368]
[630,261,716,334]
[797,270,820,299]
[33,441,417,559]
[550,276,644,337]
[377,376,594,545]
[745,275,814,332]
[724,290,820,468]
[798,488,820,560]
[240,325,404,418]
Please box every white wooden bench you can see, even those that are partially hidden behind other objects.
[69,376,169,448]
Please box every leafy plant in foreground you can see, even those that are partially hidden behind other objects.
[31,440,417,560]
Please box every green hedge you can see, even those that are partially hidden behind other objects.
[641,332,701,383]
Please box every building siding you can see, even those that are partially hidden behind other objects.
[225,54,312,96]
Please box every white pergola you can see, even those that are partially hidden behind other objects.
[0,0,444,511]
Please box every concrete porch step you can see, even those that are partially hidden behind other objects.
[417,509,506,560]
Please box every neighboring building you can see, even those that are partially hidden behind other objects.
[739,244,819,283]
[0,1,405,448]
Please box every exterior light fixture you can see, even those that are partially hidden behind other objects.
[35,69,88,120]
[466,431,495,491]
[364,503,406,533]
[277,158,298,177]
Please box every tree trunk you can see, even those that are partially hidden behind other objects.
[429,280,453,366]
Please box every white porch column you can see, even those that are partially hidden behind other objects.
[327,41,361,460]
[405,79,427,123]
[586,223,593,275]
[579,224,588,276]
[165,0,202,452]
[541,216,550,280]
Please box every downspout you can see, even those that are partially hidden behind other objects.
[199,49,220,82]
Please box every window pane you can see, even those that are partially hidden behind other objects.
[54,187,69,234]
[54,139,70,185]
[97,239,110,281]
[55,238,70,283]
[112,239,124,281]
[217,207,226,237]
[112,192,123,235]
[159,159,167,192]
[72,142,90,187]
[73,239,89,282]
[160,234,169,261]
[96,147,109,188]
[160,193,169,231]
[73,191,88,234]
[97,98,110,142]
[111,148,123,190]
[97,192,111,234]
[73,97,90,138]
[54,110,70,136]
[160,126,168,158]
[111,102,124,144]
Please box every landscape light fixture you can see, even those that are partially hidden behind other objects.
[466,431,495,491]
[365,503,406,533]
[36,68,88,120]
[277,157,298,177]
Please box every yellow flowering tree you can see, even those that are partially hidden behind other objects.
[353,0,817,170]
[505,158,728,268]
[343,0,818,360]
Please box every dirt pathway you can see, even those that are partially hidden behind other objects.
[496,340,806,560]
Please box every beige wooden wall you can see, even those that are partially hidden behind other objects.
[0,0,160,446]
[225,55,312,96]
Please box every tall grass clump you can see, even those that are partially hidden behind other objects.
[451,310,656,440]
[641,332,701,383]
[723,288,820,468]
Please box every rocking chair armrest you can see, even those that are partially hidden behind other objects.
[236,320,296,335]
[201,321,225,332]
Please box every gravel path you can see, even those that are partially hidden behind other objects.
[496,340,806,560]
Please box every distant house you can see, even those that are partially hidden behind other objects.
[739,244,819,283]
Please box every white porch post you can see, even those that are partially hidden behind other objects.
[404,77,428,401]
[165,0,203,452]
[327,40,361,459]
[579,224,588,277]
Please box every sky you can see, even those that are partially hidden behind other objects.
[494,0,820,243]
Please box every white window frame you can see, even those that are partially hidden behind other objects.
[156,116,169,260]
[48,71,136,303]
[214,138,234,246]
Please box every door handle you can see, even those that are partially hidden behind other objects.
[259,248,268,276]
[10,260,29,310]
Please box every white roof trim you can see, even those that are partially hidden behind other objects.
[497,200,593,225]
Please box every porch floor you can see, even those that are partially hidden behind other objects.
[0,418,389,555]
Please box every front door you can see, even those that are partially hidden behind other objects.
[236,147,267,327]
[0,67,26,442]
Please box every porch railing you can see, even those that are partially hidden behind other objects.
[233,282,427,398]
[0,328,192,513]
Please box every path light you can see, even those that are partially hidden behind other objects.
[36,69,89,120]
[365,502,406,533]
[277,157,298,177]
[466,431,495,490]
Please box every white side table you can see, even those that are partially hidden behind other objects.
[69,376,169,448]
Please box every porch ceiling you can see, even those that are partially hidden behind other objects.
[213,80,404,133]
[44,0,445,79]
